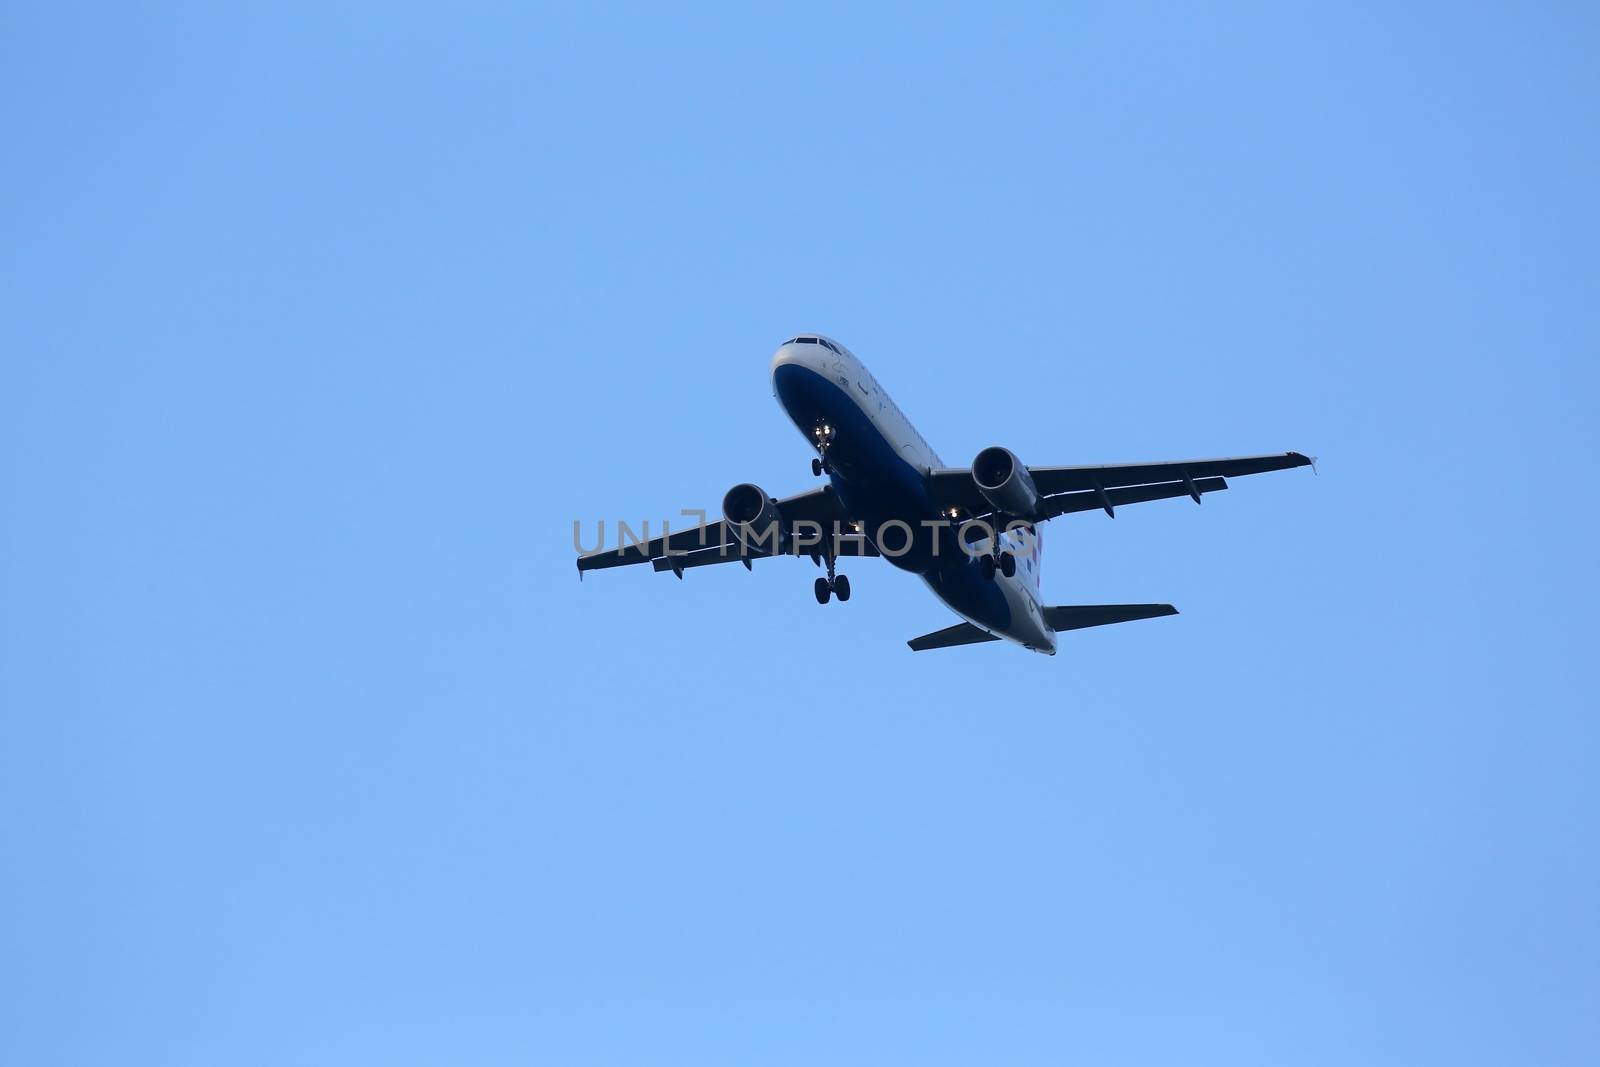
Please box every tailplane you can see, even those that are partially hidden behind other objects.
[1042,604,1177,631]
[906,621,1000,651]
[907,603,1177,652]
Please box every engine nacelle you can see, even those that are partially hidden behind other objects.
[722,483,784,553]
[971,446,1040,518]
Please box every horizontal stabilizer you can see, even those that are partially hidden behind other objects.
[1042,603,1178,632]
[907,621,1002,652]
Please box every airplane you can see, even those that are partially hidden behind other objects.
[577,333,1312,654]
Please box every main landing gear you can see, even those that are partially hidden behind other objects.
[978,545,1017,581]
[964,513,1018,582]
[814,574,851,604]
[810,423,836,477]
[813,547,850,604]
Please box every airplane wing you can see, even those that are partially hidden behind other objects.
[928,451,1312,518]
[1034,476,1229,520]
[649,535,880,574]
[577,485,869,576]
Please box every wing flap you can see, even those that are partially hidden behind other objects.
[650,531,880,574]
[1039,477,1226,519]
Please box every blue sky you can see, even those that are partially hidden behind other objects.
[3,3,1598,1064]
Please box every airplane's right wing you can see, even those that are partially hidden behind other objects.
[648,536,880,574]
[577,484,869,576]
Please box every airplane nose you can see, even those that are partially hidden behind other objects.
[770,341,812,374]
[771,339,839,418]
[772,343,820,385]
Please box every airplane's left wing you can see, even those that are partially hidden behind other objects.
[928,451,1311,518]
[1024,451,1313,494]
[577,485,870,576]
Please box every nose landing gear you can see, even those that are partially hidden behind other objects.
[811,423,836,477]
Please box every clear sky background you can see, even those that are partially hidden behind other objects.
[4,4,1598,1065]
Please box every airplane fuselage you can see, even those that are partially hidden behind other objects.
[770,335,1058,654]
[577,331,1310,652]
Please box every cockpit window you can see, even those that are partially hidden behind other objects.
[820,339,839,353]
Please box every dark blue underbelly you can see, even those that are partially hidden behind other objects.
[774,363,932,566]
[771,364,1013,628]
[924,560,1013,633]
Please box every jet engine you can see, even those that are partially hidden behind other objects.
[971,446,1041,518]
[722,483,784,553]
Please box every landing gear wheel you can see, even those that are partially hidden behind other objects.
[832,574,851,602]
[999,551,1017,578]
[814,576,832,604]
[810,424,836,479]
[980,555,997,581]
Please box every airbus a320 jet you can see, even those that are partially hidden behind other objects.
[578,334,1311,654]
